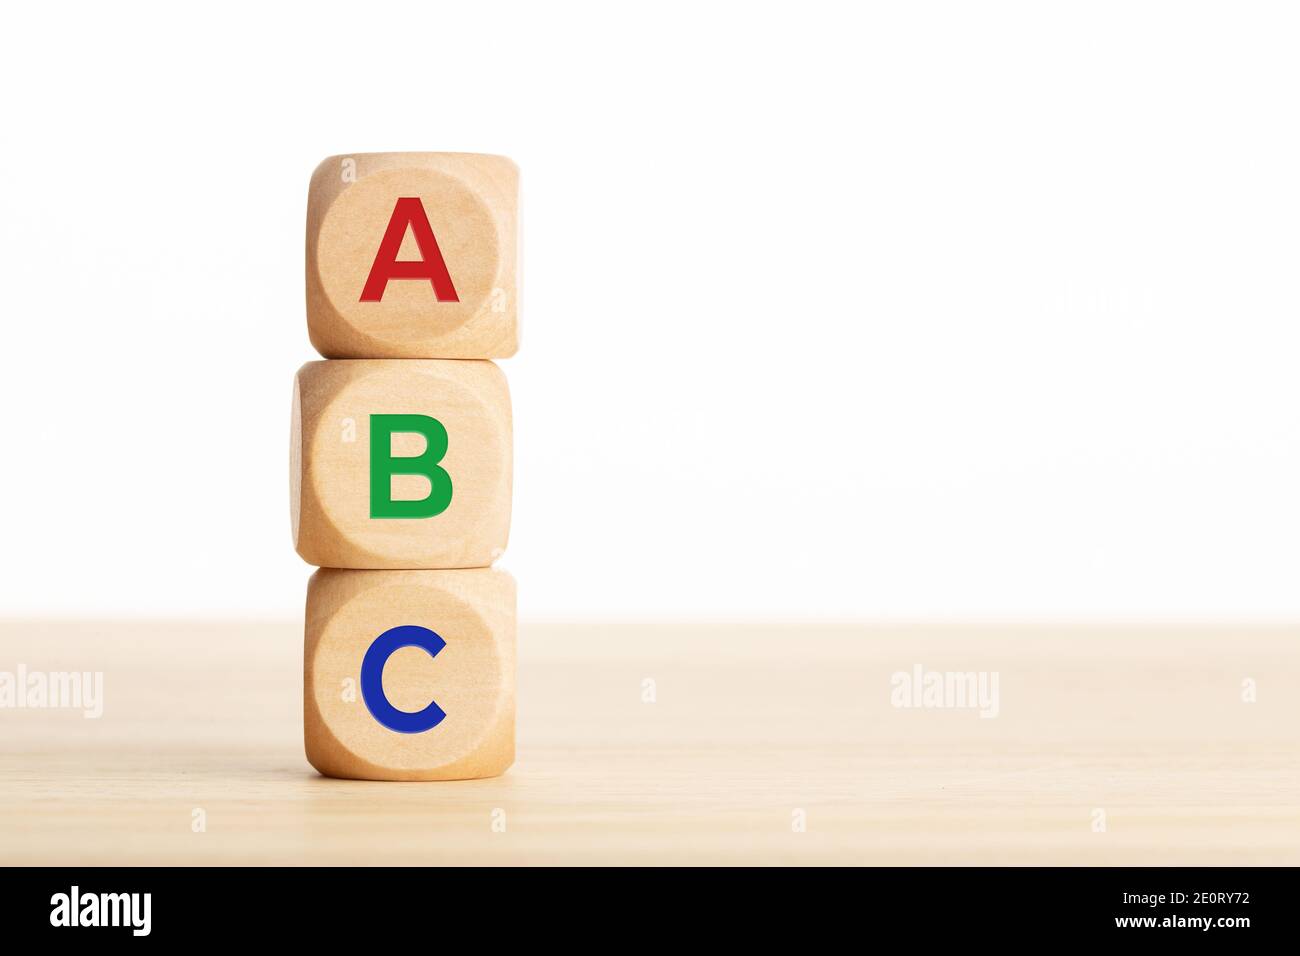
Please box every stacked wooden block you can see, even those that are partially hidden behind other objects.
[292,153,518,780]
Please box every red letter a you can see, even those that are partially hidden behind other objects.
[359,197,460,303]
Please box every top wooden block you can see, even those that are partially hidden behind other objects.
[306,153,518,359]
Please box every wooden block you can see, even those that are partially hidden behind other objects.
[306,152,518,359]
[304,567,515,781]
[291,359,511,569]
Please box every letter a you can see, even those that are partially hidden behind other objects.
[360,197,460,303]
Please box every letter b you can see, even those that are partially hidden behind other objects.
[370,414,453,519]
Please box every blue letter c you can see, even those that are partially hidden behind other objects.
[360,625,447,733]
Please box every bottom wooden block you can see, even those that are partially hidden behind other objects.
[304,567,515,781]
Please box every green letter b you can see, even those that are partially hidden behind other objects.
[369,414,453,519]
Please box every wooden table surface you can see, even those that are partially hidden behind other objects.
[1,620,1297,865]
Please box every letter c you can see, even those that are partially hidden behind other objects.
[360,625,447,733]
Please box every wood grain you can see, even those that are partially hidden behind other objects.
[1,620,1296,865]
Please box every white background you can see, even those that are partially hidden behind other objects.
[1,1,1297,620]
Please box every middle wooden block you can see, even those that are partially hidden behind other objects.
[292,359,512,569]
